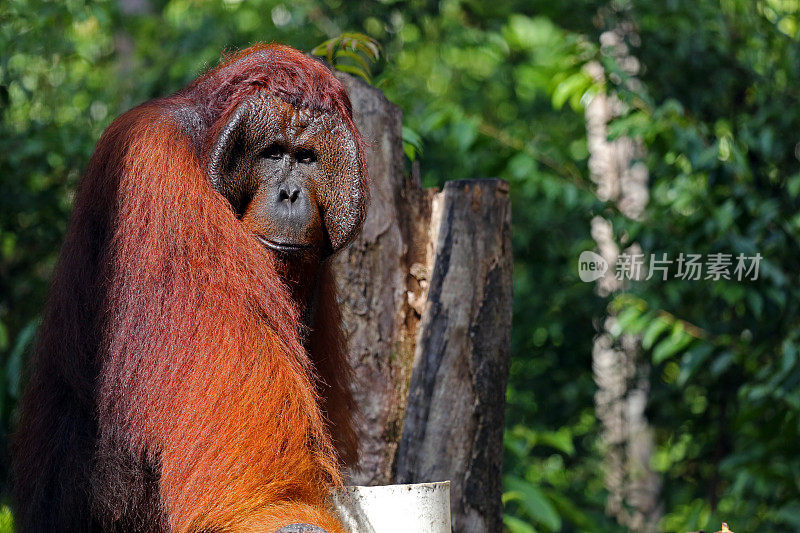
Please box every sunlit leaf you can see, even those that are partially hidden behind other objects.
[503,514,538,533]
[504,476,561,531]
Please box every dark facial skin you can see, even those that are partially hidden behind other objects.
[207,94,366,317]
[208,94,366,264]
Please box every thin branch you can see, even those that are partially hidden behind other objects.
[477,121,591,192]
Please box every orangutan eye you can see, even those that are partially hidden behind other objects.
[262,144,285,160]
[296,149,317,164]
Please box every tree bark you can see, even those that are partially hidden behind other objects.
[334,74,513,532]
[333,74,431,486]
[395,180,512,533]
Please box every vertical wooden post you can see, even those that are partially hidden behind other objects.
[395,180,513,533]
[334,73,512,532]
[332,74,431,486]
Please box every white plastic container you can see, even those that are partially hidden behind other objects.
[333,481,451,533]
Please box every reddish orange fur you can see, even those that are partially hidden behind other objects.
[12,45,362,533]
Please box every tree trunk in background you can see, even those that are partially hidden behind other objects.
[334,74,513,533]
[585,13,662,532]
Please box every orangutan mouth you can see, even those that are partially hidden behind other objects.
[256,235,310,254]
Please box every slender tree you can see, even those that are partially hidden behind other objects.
[585,6,661,530]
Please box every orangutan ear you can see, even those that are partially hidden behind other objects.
[207,99,253,193]
[314,116,368,253]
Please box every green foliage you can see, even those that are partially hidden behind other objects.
[600,0,800,530]
[401,126,423,162]
[504,475,563,532]
[0,0,124,483]
[0,505,12,533]
[504,423,609,532]
[311,32,381,83]
[2,0,799,532]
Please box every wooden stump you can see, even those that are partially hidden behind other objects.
[334,73,513,533]
[395,180,512,533]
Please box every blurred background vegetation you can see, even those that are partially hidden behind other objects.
[1,0,799,531]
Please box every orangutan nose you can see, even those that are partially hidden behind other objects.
[274,181,311,220]
[278,185,301,205]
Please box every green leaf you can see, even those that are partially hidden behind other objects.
[310,37,339,63]
[0,321,8,351]
[333,49,371,72]
[615,305,645,336]
[652,323,694,364]
[339,32,381,58]
[536,428,575,455]
[642,317,671,350]
[403,142,416,161]
[676,343,714,386]
[0,504,13,533]
[311,33,381,83]
[331,63,371,83]
[542,488,594,530]
[402,126,423,162]
[309,43,328,56]
[503,514,538,533]
[504,477,561,531]
[552,72,589,110]
[710,350,734,377]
